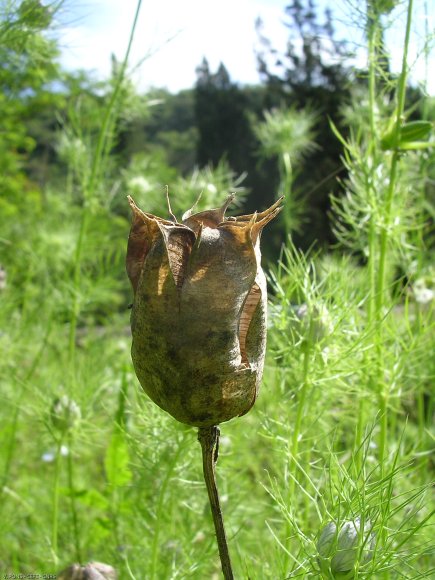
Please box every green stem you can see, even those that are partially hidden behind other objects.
[290,321,313,482]
[52,436,64,565]
[417,388,426,442]
[378,394,388,470]
[87,0,143,198]
[284,332,312,571]
[375,0,414,314]
[374,0,414,475]
[367,2,378,146]
[0,319,52,510]
[366,0,379,326]
[68,0,143,365]
[150,438,186,580]
[355,396,366,467]
[198,426,234,580]
[68,209,88,366]
[67,432,81,563]
[357,3,381,462]
[281,152,293,237]
[289,351,311,496]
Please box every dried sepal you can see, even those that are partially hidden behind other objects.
[182,193,236,232]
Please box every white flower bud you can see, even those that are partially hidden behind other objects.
[50,395,81,433]
[413,279,434,305]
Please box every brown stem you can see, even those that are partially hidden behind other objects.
[198,426,234,580]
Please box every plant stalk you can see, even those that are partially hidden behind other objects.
[358,0,381,467]
[51,436,63,565]
[68,0,143,367]
[374,0,414,478]
[283,325,312,573]
[198,426,234,580]
[67,432,81,563]
[150,437,186,580]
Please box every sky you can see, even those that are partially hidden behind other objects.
[56,0,434,94]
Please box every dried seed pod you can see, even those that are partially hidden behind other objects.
[57,562,117,580]
[127,194,283,427]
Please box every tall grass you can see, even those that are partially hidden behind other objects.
[0,0,433,578]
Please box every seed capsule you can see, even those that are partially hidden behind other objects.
[126,194,283,427]
[57,562,117,580]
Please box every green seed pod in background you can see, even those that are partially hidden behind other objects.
[57,562,117,580]
[50,395,81,434]
[413,277,434,306]
[317,518,376,577]
[295,303,333,343]
[126,194,283,427]
[369,0,398,15]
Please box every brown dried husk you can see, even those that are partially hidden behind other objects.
[57,562,117,580]
[127,195,283,427]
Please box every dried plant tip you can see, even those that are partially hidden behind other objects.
[221,192,236,215]
[236,196,284,222]
[182,189,204,221]
[251,205,283,245]
[182,193,236,231]
[165,185,178,223]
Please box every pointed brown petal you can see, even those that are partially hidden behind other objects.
[182,193,236,232]
[127,195,174,225]
[181,190,203,221]
[158,223,196,289]
[218,204,282,247]
[126,196,162,293]
[234,196,284,222]
[250,205,283,245]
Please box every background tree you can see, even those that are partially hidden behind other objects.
[194,58,282,257]
[0,0,62,215]
[195,58,253,171]
[256,0,353,248]
[115,87,198,175]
